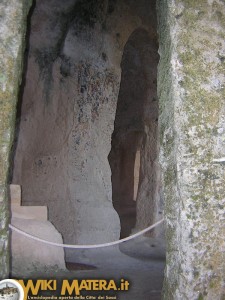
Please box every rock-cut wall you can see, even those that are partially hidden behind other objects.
[0,0,32,278]
[12,0,158,253]
[157,0,225,298]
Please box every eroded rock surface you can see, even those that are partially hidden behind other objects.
[158,0,225,298]
[0,0,32,278]
[12,0,160,254]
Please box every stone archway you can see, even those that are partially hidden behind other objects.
[109,28,161,238]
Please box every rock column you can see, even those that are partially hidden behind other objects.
[0,0,32,278]
[158,0,225,298]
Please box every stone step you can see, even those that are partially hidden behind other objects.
[10,184,48,221]
[10,184,21,206]
[12,206,48,221]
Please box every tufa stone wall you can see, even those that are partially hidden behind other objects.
[0,0,32,278]
[12,0,159,255]
[157,0,225,299]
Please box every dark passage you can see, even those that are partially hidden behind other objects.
[109,28,160,238]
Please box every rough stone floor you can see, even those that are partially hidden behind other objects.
[18,236,165,299]
[41,236,165,300]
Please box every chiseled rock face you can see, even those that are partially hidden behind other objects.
[0,0,32,279]
[12,0,122,248]
[157,0,225,299]
[12,0,158,251]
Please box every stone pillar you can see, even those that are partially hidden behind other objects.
[0,0,32,278]
[157,0,225,299]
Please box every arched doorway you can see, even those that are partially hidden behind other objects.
[109,28,161,238]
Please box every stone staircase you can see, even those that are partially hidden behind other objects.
[10,184,48,221]
[10,184,66,277]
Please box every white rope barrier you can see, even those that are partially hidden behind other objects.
[9,218,164,249]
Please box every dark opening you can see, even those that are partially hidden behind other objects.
[109,28,160,238]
